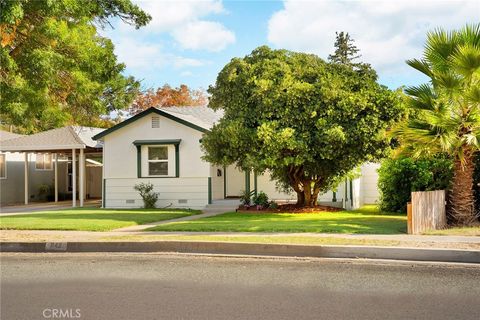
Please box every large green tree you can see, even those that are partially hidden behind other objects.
[393,24,480,225]
[0,0,151,133]
[202,46,404,206]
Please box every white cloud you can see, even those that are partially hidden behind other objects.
[172,56,207,68]
[129,0,235,51]
[113,37,164,69]
[136,0,224,32]
[112,36,207,70]
[173,21,236,51]
[268,0,479,76]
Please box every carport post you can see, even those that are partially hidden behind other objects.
[79,148,84,207]
[24,152,29,205]
[54,153,58,202]
[72,149,76,207]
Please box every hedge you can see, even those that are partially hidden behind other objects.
[378,157,453,213]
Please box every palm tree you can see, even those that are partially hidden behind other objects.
[394,24,480,225]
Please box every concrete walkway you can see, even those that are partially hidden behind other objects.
[0,200,101,215]
[112,199,240,232]
[1,229,479,250]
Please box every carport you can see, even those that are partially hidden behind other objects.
[0,126,103,207]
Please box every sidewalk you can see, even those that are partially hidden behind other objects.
[1,229,479,250]
[112,199,240,232]
[113,209,228,232]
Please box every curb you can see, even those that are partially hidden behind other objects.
[1,241,479,264]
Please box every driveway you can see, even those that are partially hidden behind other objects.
[0,200,101,215]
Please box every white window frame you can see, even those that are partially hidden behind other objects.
[0,153,6,179]
[147,146,169,177]
[141,145,175,177]
[35,153,53,171]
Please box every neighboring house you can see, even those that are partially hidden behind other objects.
[93,106,381,210]
[0,127,103,207]
[0,130,65,205]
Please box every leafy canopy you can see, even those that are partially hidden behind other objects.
[202,46,404,205]
[128,84,208,115]
[0,0,151,133]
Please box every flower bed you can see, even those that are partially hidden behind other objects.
[237,204,343,214]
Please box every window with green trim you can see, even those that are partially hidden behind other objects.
[148,146,168,176]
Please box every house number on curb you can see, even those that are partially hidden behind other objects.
[45,242,67,251]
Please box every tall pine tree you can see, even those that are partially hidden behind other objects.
[328,31,361,66]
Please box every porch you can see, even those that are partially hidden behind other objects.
[0,126,104,208]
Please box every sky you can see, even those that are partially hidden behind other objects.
[102,0,479,92]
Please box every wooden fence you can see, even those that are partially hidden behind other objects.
[407,190,446,235]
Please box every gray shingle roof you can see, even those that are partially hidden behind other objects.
[0,130,24,142]
[158,106,223,130]
[0,126,104,152]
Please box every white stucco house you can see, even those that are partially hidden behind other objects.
[92,106,381,210]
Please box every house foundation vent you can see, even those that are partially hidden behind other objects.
[178,199,188,204]
[126,199,135,204]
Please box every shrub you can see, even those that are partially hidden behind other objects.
[253,191,269,207]
[38,184,53,201]
[268,201,278,209]
[134,182,159,209]
[239,189,254,206]
[378,157,453,213]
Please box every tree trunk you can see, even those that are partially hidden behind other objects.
[296,191,305,206]
[450,151,477,225]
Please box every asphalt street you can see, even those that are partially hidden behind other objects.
[1,253,479,320]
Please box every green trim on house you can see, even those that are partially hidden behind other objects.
[135,142,180,179]
[253,171,258,196]
[344,180,348,203]
[102,178,106,208]
[133,139,181,146]
[136,145,141,178]
[350,179,353,207]
[208,177,212,204]
[175,144,180,177]
[244,170,251,194]
[92,107,207,141]
[332,191,337,202]
[223,165,226,199]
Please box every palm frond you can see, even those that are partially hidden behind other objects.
[404,84,437,111]
[406,59,432,78]
[450,43,480,78]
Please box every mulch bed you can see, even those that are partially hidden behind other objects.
[236,204,343,214]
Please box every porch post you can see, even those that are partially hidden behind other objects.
[24,152,29,205]
[72,149,76,207]
[54,153,58,202]
[79,148,84,207]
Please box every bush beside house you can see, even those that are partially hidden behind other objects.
[378,157,453,213]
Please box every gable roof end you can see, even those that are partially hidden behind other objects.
[92,107,214,141]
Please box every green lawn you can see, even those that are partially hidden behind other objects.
[0,208,200,232]
[148,205,407,234]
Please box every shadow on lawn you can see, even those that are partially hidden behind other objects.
[1,208,200,223]
[157,214,407,234]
